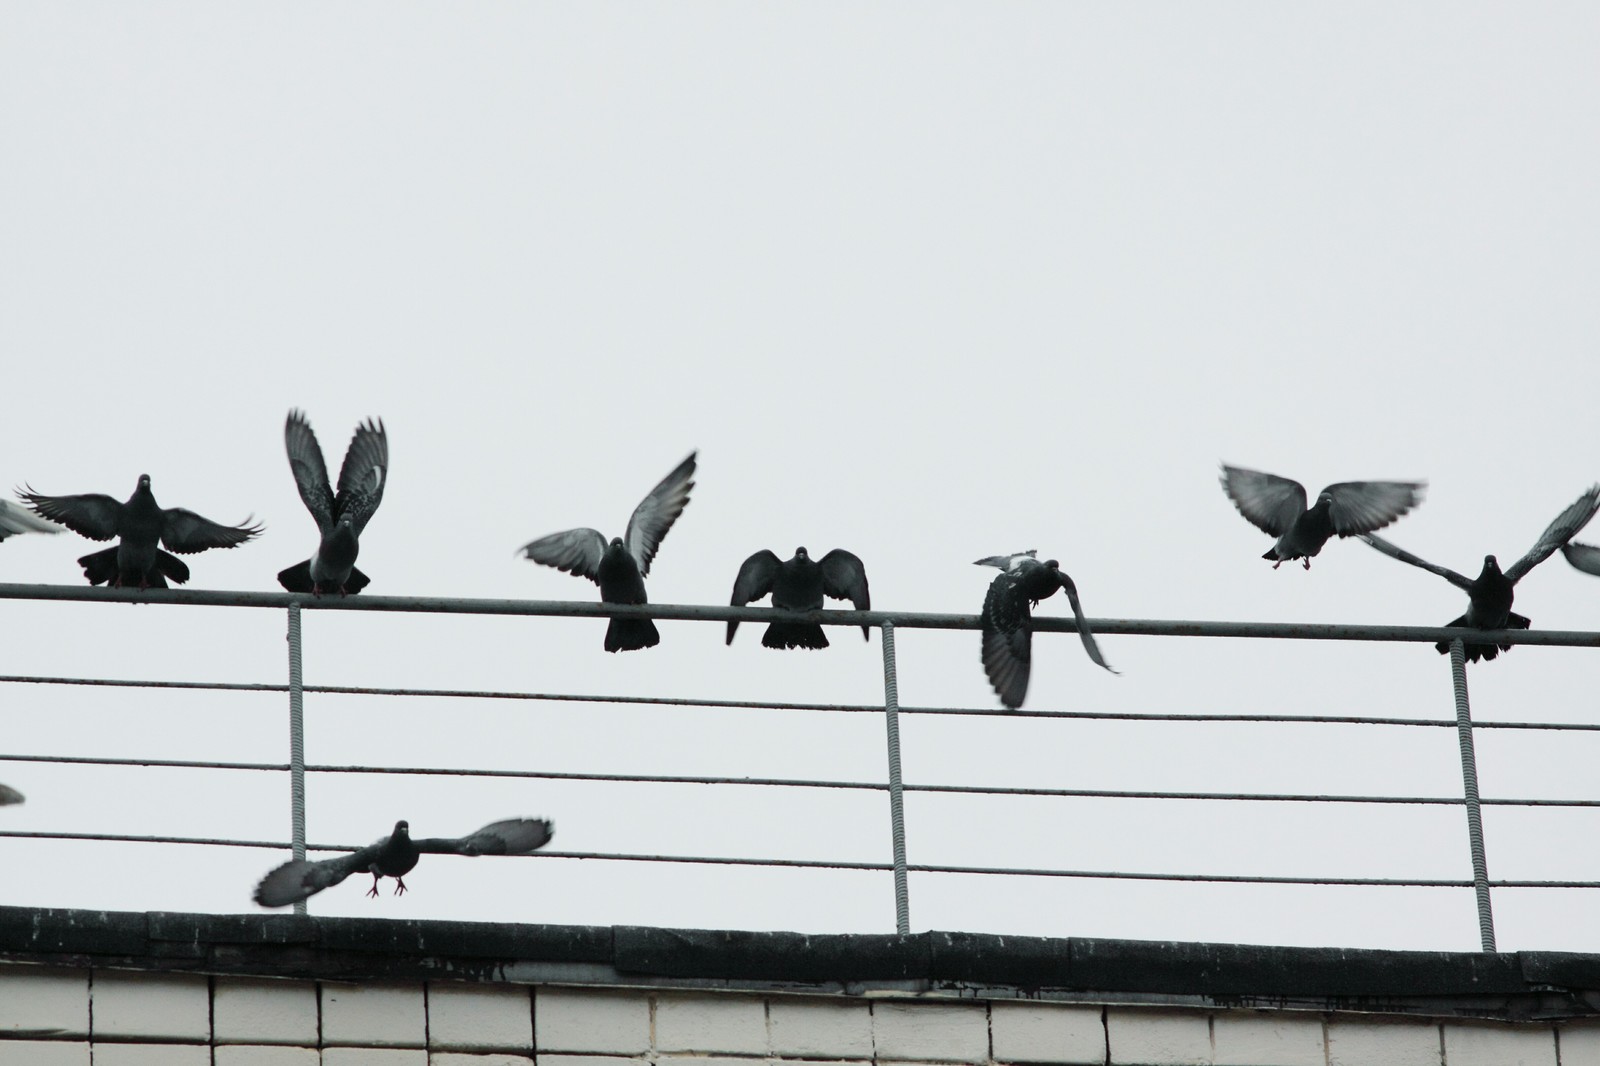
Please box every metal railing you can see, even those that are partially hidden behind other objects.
[3,581,1600,946]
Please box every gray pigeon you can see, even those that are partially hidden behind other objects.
[979,554,1116,709]
[0,783,23,806]
[1363,485,1600,663]
[277,410,388,596]
[0,499,60,543]
[253,817,554,907]
[19,475,262,588]
[1220,464,1425,569]
[1563,542,1600,578]
[727,547,871,648]
[519,452,696,652]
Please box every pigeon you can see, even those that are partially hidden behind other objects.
[1220,464,1426,569]
[277,410,388,596]
[0,499,60,543]
[978,554,1116,709]
[253,817,554,907]
[1362,485,1600,663]
[0,783,23,806]
[727,547,871,649]
[1563,542,1600,578]
[518,452,697,652]
[18,475,263,588]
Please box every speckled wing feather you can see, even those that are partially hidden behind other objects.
[1359,534,1473,591]
[819,549,871,639]
[624,452,697,576]
[253,844,378,907]
[161,509,263,554]
[727,549,781,644]
[1506,485,1600,584]
[974,550,1035,571]
[1055,572,1116,673]
[413,818,554,856]
[1219,466,1306,536]
[520,527,608,582]
[334,418,388,535]
[0,499,60,541]
[980,571,1033,709]
[17,488,122,541]
[1564,542,1600,577]
[1324,480,1426,536]
[285,410,335,532]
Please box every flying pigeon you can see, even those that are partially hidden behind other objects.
[1563,542,1600,578]
[978,554,1117,709]
[518,452,697,652]
[1220,464,1426,569]
[727,547,871,649]
[277,410,388,596]
[18,475,262,588]
[0,784,23,806]
[1362,485,1600,663]
[0,499,61,543]
[253,817,554,907]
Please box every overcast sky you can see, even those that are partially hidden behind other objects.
[4,4,1600,953]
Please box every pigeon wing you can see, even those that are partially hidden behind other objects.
[285,410,335,531]
[974,550,1035,570]
[0,499,62,541]
[1358,534,1473,591]
[624,451,697,576]
[334,418,388,534]
[520,527,608,582]
[0,783,23,806]
[253,844,377,907]
[161,509,264,554]
[1055,571,1117,673]
[819,548,872,639]
[980,572,1033,709]
[17,489,122,541]
[1219,466,1306,536]
[1564,542,1600,577]
[727,549,781,644]
[1506,485,1600,584]
[414,818,555,856]
[1323,480,1427,536]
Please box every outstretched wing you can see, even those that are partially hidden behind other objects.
[1324,480,1426,536]
[520,527,608,582]
[334,418,388,535]
[1055,571,1117,674]
[1507,485,1600,584]
[161,509,264,554]
[285,410,335,532]
[624,452,697,576]
[819,548,872,639]
[1564,542,1600,578]
[980,572,1033,709]
[1359,534,1473,591]
[727,549,781,644]
[0,499,61,541]
[414,818,555,856]
[1219,465,1306,536]
[253,844,378,907]
[17,488,122,541]
[974,550,1035,571]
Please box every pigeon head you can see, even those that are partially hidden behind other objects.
[393,820,410,837]
[138,474,151,489]
[1045,559,1061,570]
[794,547,809,560]
[609,536,625,550]
[1483,555,1501,574]
[1313,491,1335,510]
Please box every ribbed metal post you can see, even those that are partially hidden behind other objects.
[287,604,308,916]
[1450,639,1496,951]
[880,621,910,935]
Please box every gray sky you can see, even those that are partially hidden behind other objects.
[4,4,1600,952]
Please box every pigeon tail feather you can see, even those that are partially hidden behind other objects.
[605,617,660,652]
[762,622,829,650]
[1435,612,1530,661]
[278,561,315,593]
[78,547,120,586]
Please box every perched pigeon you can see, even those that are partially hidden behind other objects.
[519,452,697,652]
[978,554,1117,709]
[253,817,554,907]
[18,475,262,588]
[1362,485,1600,663]
[277,410,388,596]
[0,783,23,806]
[1220,464,1426,569]
[727,547,871,649]
[1563,542,1600,578]
[0,499,60,543]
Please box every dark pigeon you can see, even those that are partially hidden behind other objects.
[519,452,696,652]
[0,500,60,543]
[0,783,22,807]
[727,547,871,649]
[19,475,262,588]
[1220,464,1425,569]
[978,554,1116,710]
[1362,485,1600,663]
[277,410,388,596]
[253,817,554,907]
[1563,542,1600,578]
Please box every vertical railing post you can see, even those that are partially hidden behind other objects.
[880,621,911,935]
[1450,638,1496,951]
[287,603,308,916]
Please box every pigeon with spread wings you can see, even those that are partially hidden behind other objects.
[277,410,388,596]
[0,499,60,543]
[1362,485,1600,663]
[253,818,554,907]
[978,554,1117,710]
[18,475,261,588]
[1220,464,1425,569]
[519,452,696,652]
[727,547,870,649]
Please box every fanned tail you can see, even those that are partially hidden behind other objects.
[277,561,314,593]
[342,566,371,595]
[78,547,120,586]
[1434,612,1530,663]
[156,550,189,586]
[762,622,829,650]
[605,617,660,653]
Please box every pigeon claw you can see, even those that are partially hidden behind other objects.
[1302,558,1311,571]
[393,878,408,897]
[366,874,382,898]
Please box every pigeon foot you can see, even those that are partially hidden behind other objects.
[1302,559,1311,571]
[393,878,408,896]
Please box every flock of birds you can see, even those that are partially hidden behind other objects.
[4,412,1600,904]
